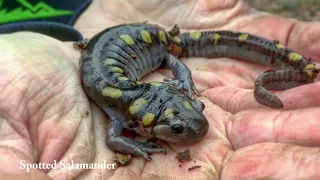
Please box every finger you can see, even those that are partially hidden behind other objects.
[286,21,320,62]
[203,81,320,113]
[227,107,320,149]
[222,143,320,180]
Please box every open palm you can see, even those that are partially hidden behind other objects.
[1,0,320,179]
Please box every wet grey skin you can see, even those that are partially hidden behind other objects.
[79,23,209,161]
[175,31,318,108]
[78,23,318,161]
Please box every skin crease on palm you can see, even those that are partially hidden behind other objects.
[1,0,320,179]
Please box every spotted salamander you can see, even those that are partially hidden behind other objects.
[77,22,318,161]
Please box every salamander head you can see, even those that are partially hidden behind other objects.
[152,93,209,144]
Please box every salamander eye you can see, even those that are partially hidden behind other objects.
[171,124,184,134]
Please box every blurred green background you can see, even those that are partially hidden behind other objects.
[245,0,320,21]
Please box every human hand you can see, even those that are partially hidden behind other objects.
[1,0,320,179]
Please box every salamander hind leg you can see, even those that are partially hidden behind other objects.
[162,54,200,97]
[254,69,316,108]
[103,107,166,161]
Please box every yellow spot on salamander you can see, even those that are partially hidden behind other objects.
[101,87,122,98]
[159,30,166,42]
[190,32,202,39]
[120,34,135,45]
[174,36,181,44]
[304,64,316,77]
[304,63,315,70]
[141,30,152,43]
[275,44,284,49]
[142,113,155,126]
[129,98,147,114]
[212,33,220,44]
[238,33,248,41]
[165,109,175,119]
[118,76,129,81]
[288,52,302,62]
[112,67,124,73]
[150,82,161,86]
[104,58,117,65]
[306,70,314,77]
[184,101,192,109]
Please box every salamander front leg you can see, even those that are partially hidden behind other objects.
[162,54,200,97]
[104,108,166,161]
[254,69,316,108]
